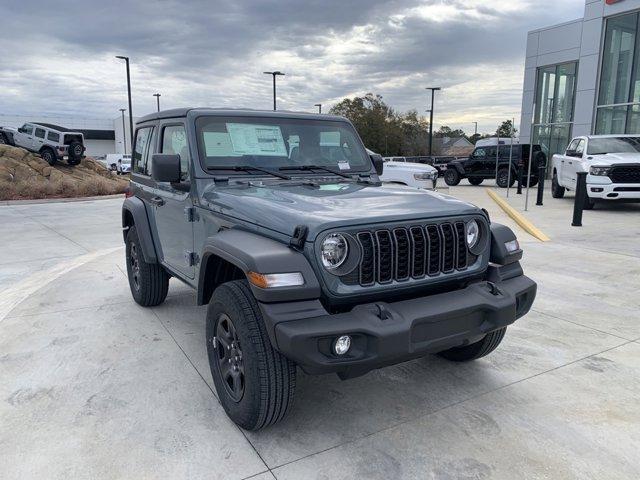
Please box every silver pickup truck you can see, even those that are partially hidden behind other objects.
[0,122,86,166]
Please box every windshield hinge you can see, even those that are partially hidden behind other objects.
[289,225,308,251]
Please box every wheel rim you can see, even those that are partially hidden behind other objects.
[497,171,507,187]
[129,242,141,291]
[214,313,245,402]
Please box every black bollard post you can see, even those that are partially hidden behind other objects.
[572,171,587,227]
[516,165,523,194]
[536,165,545,206]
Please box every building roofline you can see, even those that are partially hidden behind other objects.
[528,17,583,35]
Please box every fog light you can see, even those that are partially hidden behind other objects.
[505,239,520,253]
[333,335,351,355]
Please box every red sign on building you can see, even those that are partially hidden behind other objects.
[606,0,623,5]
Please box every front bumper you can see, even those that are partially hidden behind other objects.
[587,181,640,200]
[260,271,536,377]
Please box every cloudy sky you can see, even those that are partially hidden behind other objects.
[1,0,585,134]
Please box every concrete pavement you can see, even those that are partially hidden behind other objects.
[1,191,639,479]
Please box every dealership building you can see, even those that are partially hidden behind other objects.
[0,113,135,156]
[521,0,640,159]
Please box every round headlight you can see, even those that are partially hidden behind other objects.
[321,233,348,270]
[466,220,479,249]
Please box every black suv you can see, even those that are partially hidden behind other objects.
[444,144,546,188]
[122,108,536,430]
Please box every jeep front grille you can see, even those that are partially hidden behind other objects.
[609,165,640,184]
[355,222,468,286]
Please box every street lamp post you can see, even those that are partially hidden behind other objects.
[153,93,161,112]
[425,87,441,157]
[119,108,127,154]
[314,103,322,114]
[473,121,478,136]
[115,56,134,150]
[263,71,285,110]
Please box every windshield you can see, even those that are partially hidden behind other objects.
[196,116,371,173]
[587,137,640,155]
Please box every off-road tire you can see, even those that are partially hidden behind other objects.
[125,225,169,307]
[68,141,84,163]
[468,177,483,186]
[583,196,596,210]
[551,173,565,198]
[41,148,57,166]
[496,168,515,188]
[437,327,507,362]
[206,280,296,431]
[444,169,461,186]
[0,133,7,145]
[526,177,539,188]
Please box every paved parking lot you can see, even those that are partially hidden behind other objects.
[1,188,639,480]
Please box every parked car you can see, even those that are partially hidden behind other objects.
[444,144,545,188]
[0,122,86,166]
[432,156,458,175]
[551,135,640,209]
[380,160,438,190]
[122,107,536,430]
[104,153,132,173]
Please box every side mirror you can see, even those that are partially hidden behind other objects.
[152,154,181,183]
[370,153,384,175]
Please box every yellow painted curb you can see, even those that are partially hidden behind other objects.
[486,189,551,242]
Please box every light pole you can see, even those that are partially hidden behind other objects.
[314,103,322,114]
[153,93,161,112]
[472,121,478,136]
[425,87,441,157]
[119,108,127,154]
[115,56,134,150]
[263,71,285,110]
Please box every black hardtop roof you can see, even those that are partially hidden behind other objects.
[31,122,82,133]
[136,107,347,125]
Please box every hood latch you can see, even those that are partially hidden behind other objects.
[289,225,308,251]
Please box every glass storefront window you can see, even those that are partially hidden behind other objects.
[535,66,557,125]
[554,63,577,123]
[599,13,638,106]
[595,106,628,134]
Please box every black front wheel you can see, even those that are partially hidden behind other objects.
[0,133,6,145]
[444,169,461,186]
[437,328,506,362]
[207,280,296,430]
[551,173,565,198]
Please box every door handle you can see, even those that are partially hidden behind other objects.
[568,161,572,165]
[149,196,165,207]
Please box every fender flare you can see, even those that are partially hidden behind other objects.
[446,162,466,175]
[0,130,15,145]
[198,229,321,305]
[122,196,158,263]
[489,223,523,265]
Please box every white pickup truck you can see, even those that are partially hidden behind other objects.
[551,135,640,209]
[380,160,439,190]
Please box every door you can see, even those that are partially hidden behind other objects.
[33,127,46,151]
[151,123,195,278]
[565,139,584,189]
[14,124,34,149]
[559,138,578,186]
[466,148,487,176]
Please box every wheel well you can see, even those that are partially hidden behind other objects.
[39,146,54,154]
[122,209,134,242]
[200,254,245,305]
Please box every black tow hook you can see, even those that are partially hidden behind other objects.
[375,303,392,321]
[486,281,502,296]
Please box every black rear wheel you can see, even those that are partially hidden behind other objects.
[496,168,515,188]
[468,177,483,186]
[41,148,56,166]
[444,169,461,186]
[0,133,6,145]
[551,173,565,198]
[125,225,169,306]
[437,328,506,362]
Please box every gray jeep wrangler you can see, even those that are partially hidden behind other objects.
[122,108,536,430]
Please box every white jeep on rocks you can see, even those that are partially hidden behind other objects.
[0,122,86,166]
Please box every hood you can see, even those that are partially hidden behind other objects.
[201,181,480,240]
[587,152,640,166]
[384,162,437,173]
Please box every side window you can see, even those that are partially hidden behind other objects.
[472,148,486,158]
[35,128,46,139]
[47,131,60,142]
[567,139,579,152]
[21,124,34,135]
[161,125,189,180]
[133,127,154,175]
[575,139,585,155]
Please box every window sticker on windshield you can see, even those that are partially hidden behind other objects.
[337,160,350,170]
[226,123,287,156]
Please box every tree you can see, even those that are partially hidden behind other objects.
[496,120,517,138]
[435,125,466,138]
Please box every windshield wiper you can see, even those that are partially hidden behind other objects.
[207,165,291,180]
[279,164,354,180]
